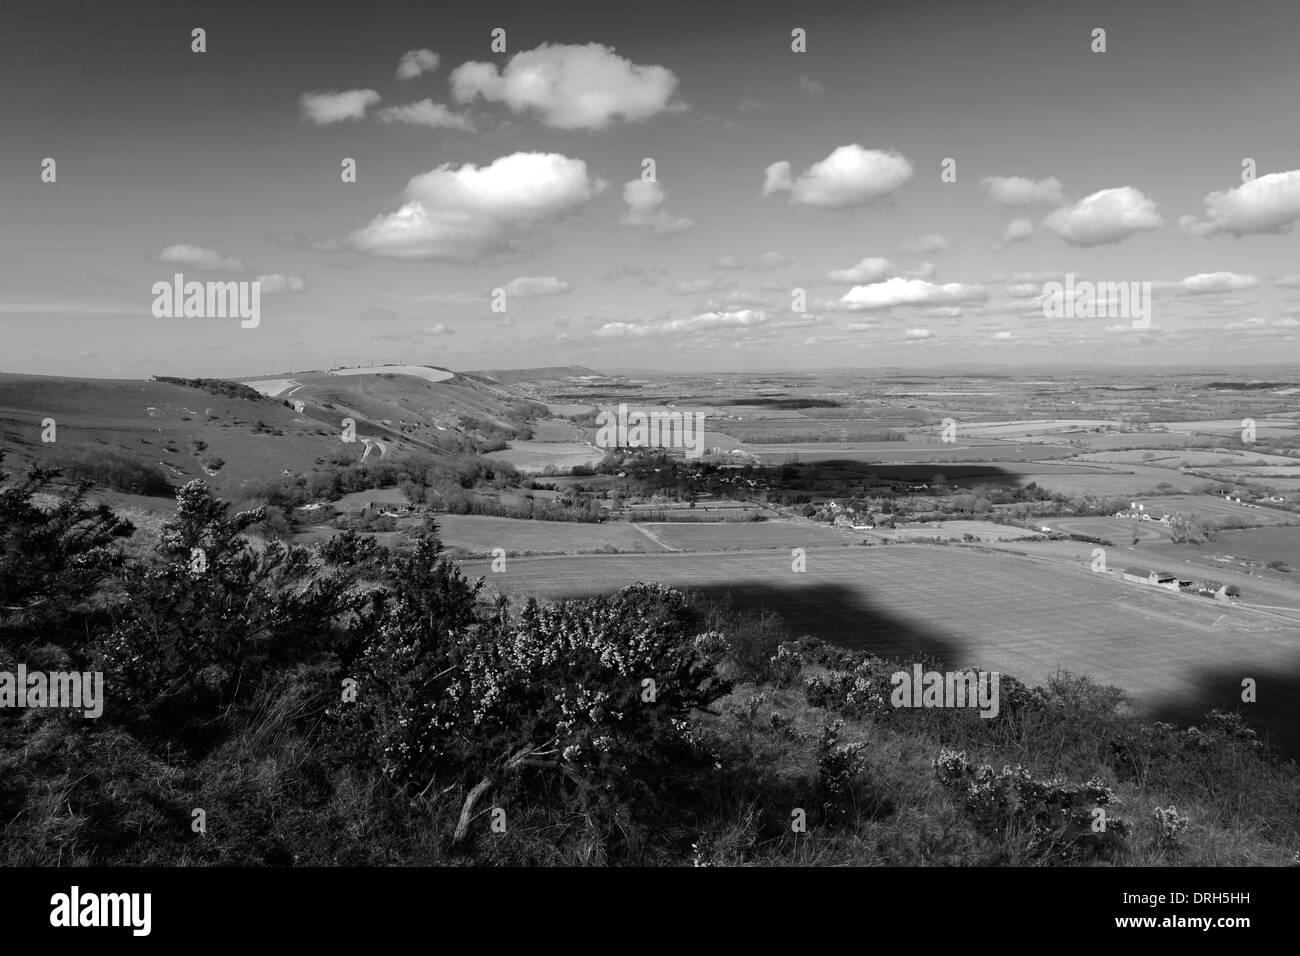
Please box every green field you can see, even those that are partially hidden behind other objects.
[639,519,850,551]
[436,514,666,555]
[459,545,1300,749]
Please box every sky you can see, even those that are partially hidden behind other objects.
[3,0,1300,378]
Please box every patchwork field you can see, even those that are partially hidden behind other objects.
[485,440,602,471]
[460,545,1300,752]
[435,514,667,556]
[638,519,851,551]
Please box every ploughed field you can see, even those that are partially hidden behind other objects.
[460,544,1300,755]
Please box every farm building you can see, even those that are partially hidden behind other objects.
[1121,567,1186,591]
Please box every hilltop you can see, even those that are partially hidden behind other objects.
[0,367,547,501]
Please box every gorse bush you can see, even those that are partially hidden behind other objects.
[95,481,357,734]
[934,749,1130,862]
[0,454,134,629]
[341,573,732,837]
[48,446,172,496]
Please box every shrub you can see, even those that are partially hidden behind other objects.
[94,481,355,733]
[342,577,732,841]
[0,456,134,630]
[48,447,172,496]
[934,749,1129,862]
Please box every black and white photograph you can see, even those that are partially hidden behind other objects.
[0,0,1292,936]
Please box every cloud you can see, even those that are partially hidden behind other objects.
[1178,272,1259,295]
[601,264,666,282]
[1001,218,1034,243]
[838,277,988,311]
[667,277,729,295]
[299,89,380,124]
[711,252,786,271]
[828,257,893,283]
[1004,282,1044,298]
[501,276,572,298]
[1042,187,1163,246]
[797,74,825,95]
[377,99,474,130]
[980,176,1065,206]
[904,328,933,339]
[993,331,1012,340]
[374,324,455,342]
[900,234,950,255]
[156,244,244,271]
[450,43,679,129]
[255,273,306,294]
[762,145,912,207]
[349,151,605,261]
[1275,274,1300,288]
[1180,170,1300,237]
[705,289,780,309]
[396,49,440,80]
[619,179,694,235]
[593,308,812,339]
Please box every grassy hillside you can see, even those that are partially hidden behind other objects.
[0,468,1296,867]
[0,369,545,501]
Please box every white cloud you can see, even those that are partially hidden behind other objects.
[1181,170,1300,237]
[904,328,933,339]
[980,176,1065,206]
[762,145,912,207]
[900,234,950,254]
[156,244,244,271]
[1275,274,1300,288]
[838,277,988,311]
[993,331,1012,340]
[797,74,825,95]
[349,151,605,261]
[1002,218,1034,243]
[450,43,679,129]
[501,276,572,298]
[619,180,694,235]
[667,277,728,295]
[299,89,380,124]
[828,257,893,283]
[396,49,440,80]
[255,273,306,294]
[1004,282,1043,298]
[377,99,474,130]
[1179,272,1259,295]
[1042,187,1162,246]
[711,252,786,271]
[593,308,821,340]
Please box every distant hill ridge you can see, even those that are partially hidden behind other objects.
[473,366,604,384]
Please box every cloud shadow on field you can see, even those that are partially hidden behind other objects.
[533,574,967,670]
[1146,661,1300,761]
